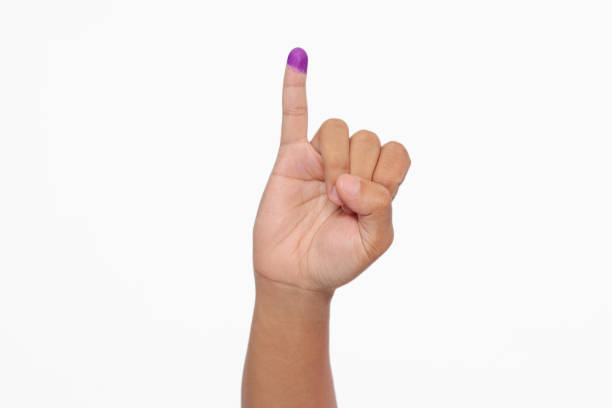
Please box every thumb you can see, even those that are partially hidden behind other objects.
[335,174,394,259]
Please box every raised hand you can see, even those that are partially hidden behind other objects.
[244,47,411,408]
[253,48,411,293]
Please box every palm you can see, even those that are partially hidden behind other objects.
[254,142,367,291]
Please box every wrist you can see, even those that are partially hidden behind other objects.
[244,273,337,408]
[253,274,333,323]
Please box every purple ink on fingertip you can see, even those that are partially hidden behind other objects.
[287,47,308,73]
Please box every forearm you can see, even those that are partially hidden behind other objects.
[241,275,337,408]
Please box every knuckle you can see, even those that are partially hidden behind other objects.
[321,118,349,134]
[351,129,380,147]
[385,141,411,165]
[385,141,408,156]
[380,142,411,182]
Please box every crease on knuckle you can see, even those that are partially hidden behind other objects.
[283,105,307,117]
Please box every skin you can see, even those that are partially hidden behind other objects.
[242,48,411,408]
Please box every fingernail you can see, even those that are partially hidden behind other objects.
[329,185,342,206]
[341,175,361,196]
[287,47,308,73]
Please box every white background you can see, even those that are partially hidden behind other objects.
[1,0,611,406]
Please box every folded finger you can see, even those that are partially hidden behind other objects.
[349,130,381,180]
[372,141,411,198]
[311,118,349,206]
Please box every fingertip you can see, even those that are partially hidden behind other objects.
[287,47,308,73]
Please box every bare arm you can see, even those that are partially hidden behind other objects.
[242,276,335,407]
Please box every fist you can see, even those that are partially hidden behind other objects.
[253,48,411,294]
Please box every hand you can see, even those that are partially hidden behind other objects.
[253,48,411,294]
